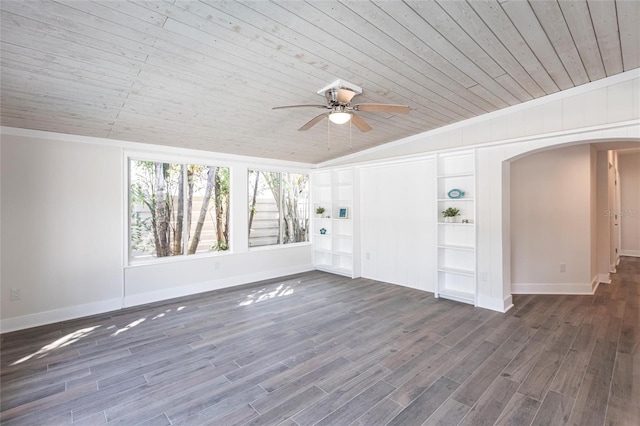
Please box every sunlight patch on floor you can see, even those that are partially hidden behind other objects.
[239,283,296,306]
[111,318,145,337]
[10,325,101,365]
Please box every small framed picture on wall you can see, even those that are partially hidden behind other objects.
[339,207,348,219]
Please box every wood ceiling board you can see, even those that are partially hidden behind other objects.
[587,0,623,76]
[226,0,463,121]
[558,0,606,81]
[1,0,637,163]
[500,0,575,90]
[528,0,589,86]
[375,0,520,106]
[468,1,561,95]
[339,0,495,111]
[405,0,505,79]
[436,0,545,99]
[617,0,640,71]
[307,1,482,120]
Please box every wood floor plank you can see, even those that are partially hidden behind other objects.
[352,397,403,426]
[250,356,350,414]
[517,350,563,401]
[1,259,637,426]
[458,376,520,426]
[422,397,471,426]
[292,363,390,425]
[531,389,574,426]
[567,372,610,426]
[313,380,395,426]
[387,376,459,426]
[549,348,592,398]
[494,392,541,425]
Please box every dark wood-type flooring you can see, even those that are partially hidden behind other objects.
[1,257,639,425]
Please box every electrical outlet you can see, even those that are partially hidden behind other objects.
[10,288,21,301]
[560,263,567,273]
[365,252,371,260]
[480,272,488,281]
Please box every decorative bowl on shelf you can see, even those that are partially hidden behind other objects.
[447,188,465,199]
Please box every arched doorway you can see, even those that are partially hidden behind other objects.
[471,123,639,313]
[508,141,639,296]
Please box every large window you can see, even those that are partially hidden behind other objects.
[129,160,230,261]
[248,170,309,247]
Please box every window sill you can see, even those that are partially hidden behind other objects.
[248,241,312,252]
[126,250,233,268]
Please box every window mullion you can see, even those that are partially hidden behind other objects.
[182,164,189,256]
[279,173,284,245]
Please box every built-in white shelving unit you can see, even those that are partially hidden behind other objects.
[435,150,477,305]
[312,167,360,278]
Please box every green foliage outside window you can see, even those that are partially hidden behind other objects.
[130,160,230,260]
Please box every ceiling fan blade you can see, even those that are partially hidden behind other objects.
[272,105,327,110]
[337,88,356,104]
[299,114,327,131]
[350,113,372,132]
[353,104,411,113]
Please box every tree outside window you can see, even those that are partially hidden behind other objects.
[248,171,309,247]
[130,160,230,261]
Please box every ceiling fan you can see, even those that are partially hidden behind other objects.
[272,80,410,132]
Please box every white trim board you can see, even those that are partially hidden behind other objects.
[621,250,640,257]
[477,294,513,313]
[512,277,600,295]
[599,273,612,284]
[0,298,122,334]
[124,264,314,308]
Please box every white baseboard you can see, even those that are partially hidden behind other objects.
[124,264,314,309]
[477,294,513,313]
[0,298,122,334]
[598,273,611,284]
[621,250,640,257]
[511,278,599,295]
[1,265,314,334]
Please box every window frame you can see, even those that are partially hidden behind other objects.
[247,169,310,249]
[125,152,232,266]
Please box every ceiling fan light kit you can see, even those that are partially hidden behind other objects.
[273,79,410,133]
[328,112,351,124]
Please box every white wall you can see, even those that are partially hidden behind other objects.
[510,145,594,293]
[359,159,435,291]
[618,151,640,256]
[0,132,314,332]
[1,136,123,327]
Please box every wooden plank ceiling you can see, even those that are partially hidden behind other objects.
[1,1,638,164]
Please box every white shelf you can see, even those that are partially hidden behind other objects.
[314,248,333,254]
[437,244,475,251]
[435,150,476,307]
[437,266,475,277]
[438,288,475,304]
[312,167,359,278]
[436,172,474,178]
